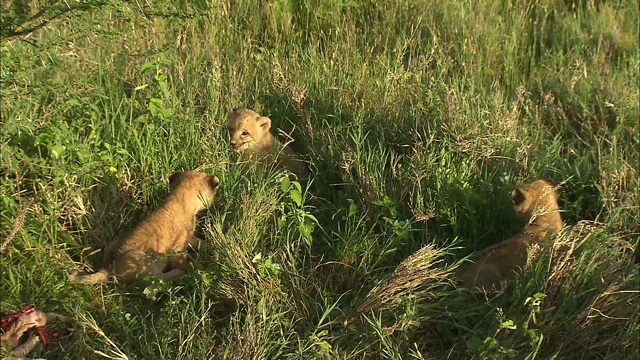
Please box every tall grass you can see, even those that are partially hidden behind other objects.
[1,0,638,358]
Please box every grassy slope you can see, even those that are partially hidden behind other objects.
[1,0,638,359]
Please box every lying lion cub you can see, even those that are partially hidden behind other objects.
[69,171,219,284]
[226,108,308,179]
[456,179,563,290]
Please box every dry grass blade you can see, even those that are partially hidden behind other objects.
[0,201,32,254]
[358,243,454,313]
[543,221,600,286]
[76,312,129,360]
[563,282,639,353]
[542,220,635,298]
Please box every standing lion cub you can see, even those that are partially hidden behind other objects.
[69,171,220,284]
[456,179,563,290]
[226,108,308,179]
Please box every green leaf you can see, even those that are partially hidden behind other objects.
[159,79,171,100]
[148,98,164,117]
[500,319,517,330]
[277,214,287,229]
[49,144,66,158]
[162,108,174,118]
[281,177,291,192]
[290,189,302,207]
[348,201,357,217]
[305,213,319,224]
[533,293,547,301]
[292,181,302,193]
[299,222,313,244]
[34,133,50,147]
[140,61,156,75]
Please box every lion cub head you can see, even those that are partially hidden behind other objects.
[226,108,273,153]
[168,171,220,210]
[512,179,561,228]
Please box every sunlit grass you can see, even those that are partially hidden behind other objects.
[1,0,637,358]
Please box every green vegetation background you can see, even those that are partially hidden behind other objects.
[1,0,638,358]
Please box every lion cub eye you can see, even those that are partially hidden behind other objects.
[241,130,249,137]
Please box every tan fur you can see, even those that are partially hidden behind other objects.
[69,171,219,284]
[456,179,563,291]
[226,108,308,179]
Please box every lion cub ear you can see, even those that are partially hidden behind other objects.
[169,172,183,189]
[512,187,526,206]
[208,175,220,190]
[257,116,271,132]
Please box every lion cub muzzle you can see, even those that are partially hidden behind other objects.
[226,108,273,153]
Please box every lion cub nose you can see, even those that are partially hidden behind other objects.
[230,140,237,147]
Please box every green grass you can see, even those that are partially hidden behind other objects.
[1,0,638,359]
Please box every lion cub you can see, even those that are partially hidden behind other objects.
[456,179,563,291]
[226,108,308,179]
[69,171,219,284]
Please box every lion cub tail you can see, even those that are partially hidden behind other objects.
[68,268,110,284]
